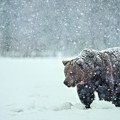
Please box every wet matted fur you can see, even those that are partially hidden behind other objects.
[63,47,120,108]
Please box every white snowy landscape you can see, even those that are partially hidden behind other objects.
[0,0,120,120]
[0,57,120,120]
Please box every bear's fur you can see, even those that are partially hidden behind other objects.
[63,47,120,108]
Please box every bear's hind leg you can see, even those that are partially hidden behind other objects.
[112,93,120,107]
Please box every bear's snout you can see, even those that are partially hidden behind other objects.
[64,80,71,87]
[64,80,68,86]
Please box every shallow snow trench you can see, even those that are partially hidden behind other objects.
[0,58,119,120]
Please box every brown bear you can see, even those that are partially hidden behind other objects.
[63,47,120,108]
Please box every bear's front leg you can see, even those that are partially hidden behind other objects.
[77,84,95,109]
[79,93,94,109]
[112,93,120,107]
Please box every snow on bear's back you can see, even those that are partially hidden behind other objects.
[101,47,120,61]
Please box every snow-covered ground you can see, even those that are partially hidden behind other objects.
[0,57,120,120]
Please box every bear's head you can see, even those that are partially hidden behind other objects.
[62,59,93,87]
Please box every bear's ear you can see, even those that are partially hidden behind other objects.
[62,60,70,66]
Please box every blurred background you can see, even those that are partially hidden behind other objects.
[0,0,120,57]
